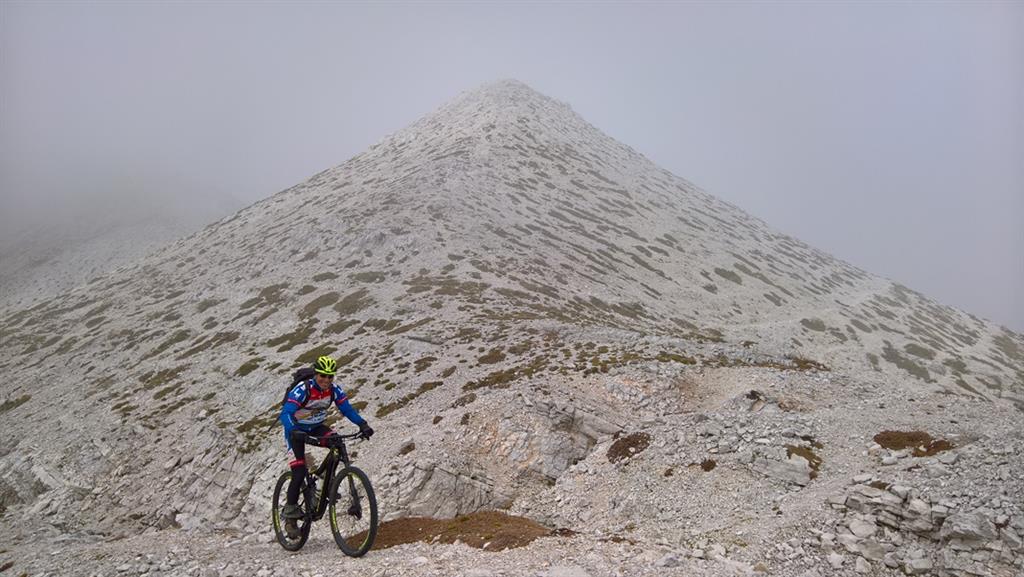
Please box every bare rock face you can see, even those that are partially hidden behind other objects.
[379,461,512,519]
[940,512,999,543]
[752,454,812,486]
[824,452,1023,577]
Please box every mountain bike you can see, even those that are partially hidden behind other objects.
[271,431,378,556]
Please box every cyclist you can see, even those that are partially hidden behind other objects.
[279,354,373,538]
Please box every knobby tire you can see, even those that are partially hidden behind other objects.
[272,471,313,551]
[328,465,378,557]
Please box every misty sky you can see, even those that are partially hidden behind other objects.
[1,1,1021,332]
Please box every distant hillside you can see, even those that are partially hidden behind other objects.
[0,189,240,311]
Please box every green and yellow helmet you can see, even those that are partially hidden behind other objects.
[314,355,337,375]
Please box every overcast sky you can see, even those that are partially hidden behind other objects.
[1,1,1021,332]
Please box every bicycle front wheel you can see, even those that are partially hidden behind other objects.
[272,470,313,551]
[328,465,378,557]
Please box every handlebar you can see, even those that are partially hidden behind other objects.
[291,430,366,447]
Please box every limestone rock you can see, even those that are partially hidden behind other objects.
[753,454,811,486]
[940,512,998,542]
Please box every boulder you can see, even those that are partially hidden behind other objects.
[849,519,877,538]
[940,512,998,542]
[753,454,811,486]
[904,557,933,574]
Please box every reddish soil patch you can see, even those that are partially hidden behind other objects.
[786,445,823,479]
[873,431,954,457]
[607,432,651,464]
[364,511,557,551]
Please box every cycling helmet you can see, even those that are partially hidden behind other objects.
[314,355,337,375]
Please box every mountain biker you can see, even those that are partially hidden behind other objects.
[279,354,373,538]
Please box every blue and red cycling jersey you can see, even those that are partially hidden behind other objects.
[279,379,365,450]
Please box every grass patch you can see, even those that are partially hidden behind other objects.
[352,271,387,283]
[800,318,827,332]
[714,268,742,285]
[294,344,339,366]
[300,292,340,318]
[0,394,31,414]
[196,298,224,313]
[142,329,192,360]
[478,348,507,364]
[139,367,186,391]
[236,358,262,377]
[376,380,444,418]
[414,356,437,373]
[881,341,933,382]
[266,321,316,352]
[333,288,374,316]
[463,356,550,391]
[177,331,239,359]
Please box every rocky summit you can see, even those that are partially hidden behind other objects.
[0,80,1021,577]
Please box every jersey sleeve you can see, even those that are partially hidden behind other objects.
[280,382,308,447]
[332,384,367,426]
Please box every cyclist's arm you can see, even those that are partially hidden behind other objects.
[280,383,307,446]
[331,384,366,426]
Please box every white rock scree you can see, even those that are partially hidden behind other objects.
[0,80,1021,576]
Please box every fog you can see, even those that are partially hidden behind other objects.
[1,2,1021,331]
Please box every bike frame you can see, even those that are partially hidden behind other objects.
[302,434,358,522]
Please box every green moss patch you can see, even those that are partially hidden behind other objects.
[352,271,387,283]
[178,331,239,359]
[478,348,507,364]
[142,329,192,360]
[376,380,444,418]
[294,344,339,365]
[904,343,936,360]
[139,367,186,391]
[239,283,290,310]
[300,292,340,318]
[714,268,742,285]
[196,298,224,313]
[881,341,933,382]
[333,288,374,316]
[414,356,437,373]
[800,318,827,332]
[0,394,31,414]
[266,321,316,352]
[236,358,262,377]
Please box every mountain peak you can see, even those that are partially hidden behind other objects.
[395,79,582,144]
[458,79,562,107]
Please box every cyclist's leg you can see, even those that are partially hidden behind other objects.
[285,424,330,506]
[285,432,307,507]
[309,424,333,437]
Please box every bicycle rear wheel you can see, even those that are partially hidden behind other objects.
[328,466,378,557]
[272,470,313,551]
